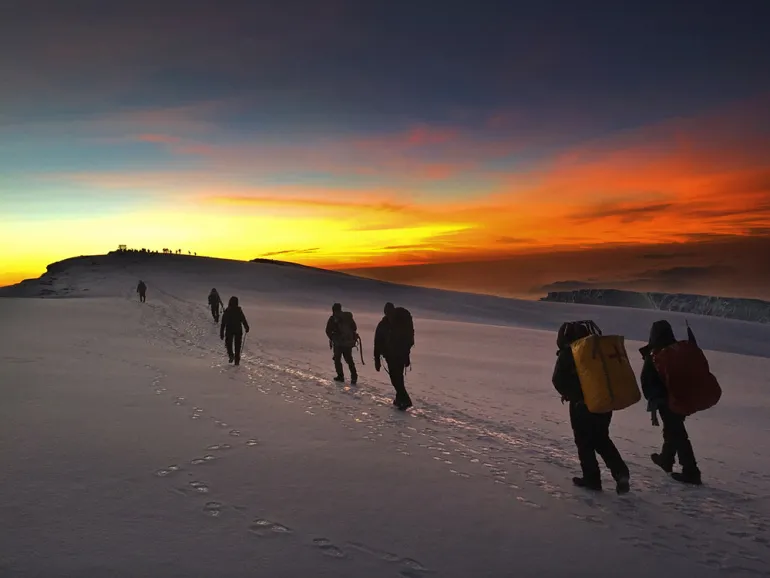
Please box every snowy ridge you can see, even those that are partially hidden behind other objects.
[541,288,770,324]
[2,253,770,576]
[5,252,770,358]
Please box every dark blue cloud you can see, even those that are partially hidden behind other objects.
[2,0,769,133]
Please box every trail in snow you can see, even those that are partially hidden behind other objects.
[130,278,770,576]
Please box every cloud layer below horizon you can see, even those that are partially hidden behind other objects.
[2,1,769,292]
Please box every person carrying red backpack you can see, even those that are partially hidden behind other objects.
[640,320,721,485]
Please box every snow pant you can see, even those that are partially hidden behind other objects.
[658,405,699,474]
[210,303,220,322]
[570,402,629,484]
[225,332,243,361]
[385,356,412,407]
[333,344,357,380]
[139,292,146,303]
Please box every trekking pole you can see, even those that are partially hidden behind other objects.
[357,335,365,365]
[241,332,247,354]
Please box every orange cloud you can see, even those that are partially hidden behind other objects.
[29,94,770,274]
[207,193,413,216]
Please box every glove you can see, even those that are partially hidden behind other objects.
[560,395,567,404]
[374,357,381,372]
[329,339,333,350]
[245,328,249,333]
[220,334,224,340]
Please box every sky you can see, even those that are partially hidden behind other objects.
[2,0,770,297]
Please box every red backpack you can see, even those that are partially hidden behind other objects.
[651,333,722,416]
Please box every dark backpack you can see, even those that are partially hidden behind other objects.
[389,307,414,353]
[556,320,601,350]
[652,330,722,416]
[336,311,359,348]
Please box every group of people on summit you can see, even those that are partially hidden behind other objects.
[141,280,720,492]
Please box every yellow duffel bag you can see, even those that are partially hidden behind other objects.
[571,334,641,413]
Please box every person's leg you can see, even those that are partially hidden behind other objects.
[332,345,344,380]
[659,406,701,483]
[225,333,234,362]
[234,333,242,364]
[593,412,630,492]
[570,403,602,489]
[342,347,357,382]
[388,358,411,408]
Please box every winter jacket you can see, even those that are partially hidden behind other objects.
[137,282,146,293]
[551,347,585,403]
[208,292,223,307]
[220,306,250,337]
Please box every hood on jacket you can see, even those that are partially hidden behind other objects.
[639,319,677,358]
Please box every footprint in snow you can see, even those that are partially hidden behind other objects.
[155,465,181,477]
[249,518,293,536]
[312,538,346,558]
[189,481,209,493]
[401,558,431,576]
[203,501,224,517]
[206,443,232,451]
[190,455,216,465]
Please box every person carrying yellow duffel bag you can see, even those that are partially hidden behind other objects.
[552,320,631,494]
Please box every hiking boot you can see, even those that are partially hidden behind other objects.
[672,470,702,485]
[333,375,344,383]
[228,355,234,364]
[234,357,240,366]
[350,375,358,385]
[615,475,630,495]
[572,477,602,491]
[651,453,673,473]
[397,399,413,411]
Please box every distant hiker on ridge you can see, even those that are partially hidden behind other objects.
[137,280,147,303]
[374,302,415,410]
[208,288,224,322]
[220,296,250,366]
[552,320,631,494]
[325,303,359,384]
[639,320,721,485]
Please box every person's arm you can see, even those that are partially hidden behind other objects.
[325,317,336,340]
[242,311,250,333]
[373,320,385,359]
[220,311,227,339]
[551,349,580,401]
[641,357,666,401]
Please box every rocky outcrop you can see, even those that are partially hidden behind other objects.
[541,289,770,324]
